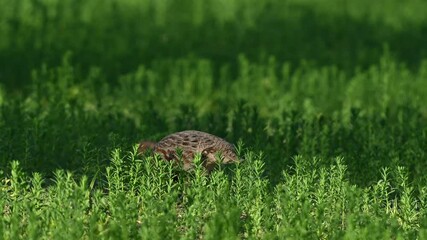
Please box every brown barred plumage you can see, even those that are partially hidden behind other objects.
[138,130,238,172]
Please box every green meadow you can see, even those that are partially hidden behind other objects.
[1,0,427,239]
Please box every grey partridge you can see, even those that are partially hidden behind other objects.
[138,130,238,172]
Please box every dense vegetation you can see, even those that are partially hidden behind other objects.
[1,0,427,239]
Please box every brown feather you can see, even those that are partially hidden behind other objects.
[138,130,238,172]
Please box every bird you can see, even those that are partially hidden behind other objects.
[138,130,238,172]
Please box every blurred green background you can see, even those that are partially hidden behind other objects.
[1,0,427,89]
[0,0,427,187]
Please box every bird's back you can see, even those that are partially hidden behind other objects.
[148,130,238,171]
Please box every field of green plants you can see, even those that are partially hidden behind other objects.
[1,0,427,239]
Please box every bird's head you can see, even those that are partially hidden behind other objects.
[138,141,157,155]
